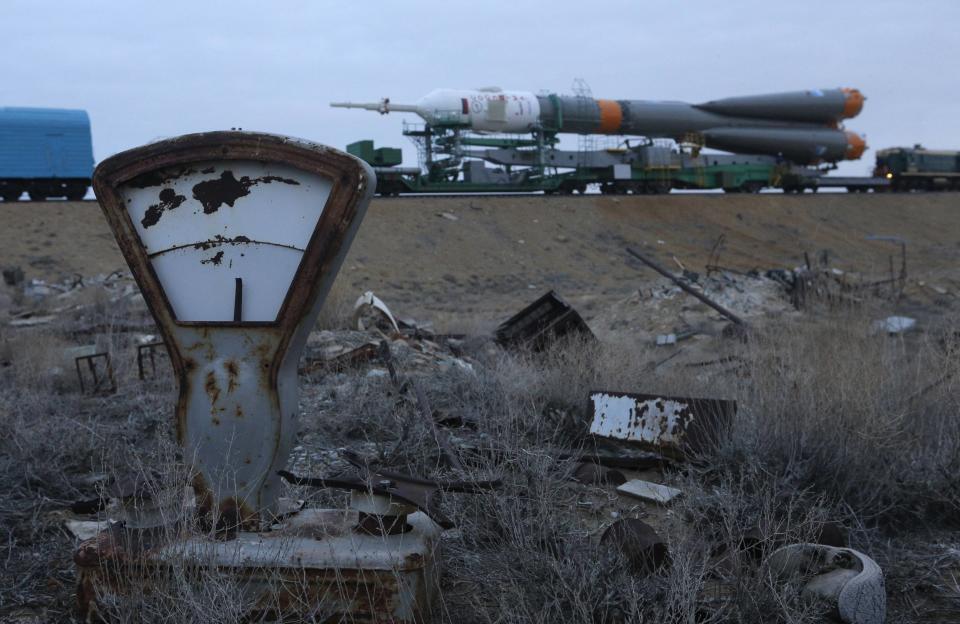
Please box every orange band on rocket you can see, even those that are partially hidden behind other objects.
[596,100,623,133]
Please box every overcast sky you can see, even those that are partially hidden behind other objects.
[3,1,957,177]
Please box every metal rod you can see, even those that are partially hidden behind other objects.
[233,277,243,322]
[625,247,747,327]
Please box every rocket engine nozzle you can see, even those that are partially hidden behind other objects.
[841,88,865,119]
[845,131,867,159]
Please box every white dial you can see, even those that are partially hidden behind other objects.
[119,161,331,322]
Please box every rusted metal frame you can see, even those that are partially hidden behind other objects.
[625,247,748,327]
[278,466,499,529]
[136,340,166,380]
[75,352,116,395]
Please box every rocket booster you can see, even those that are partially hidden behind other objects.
[331,87,867,164]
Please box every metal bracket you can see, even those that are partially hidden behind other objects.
[75,351,116,395]
[136,340,166,380]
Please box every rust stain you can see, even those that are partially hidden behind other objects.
[193,234,251,251]
[216,497,257,533]
[235,404,243,418]
[205,370,220,405]
[225,359,239,393]
[200,250,225,266]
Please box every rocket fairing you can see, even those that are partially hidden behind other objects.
[331,87,867,164]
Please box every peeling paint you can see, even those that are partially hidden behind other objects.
[590,390,735,457]
[192,170,300,215]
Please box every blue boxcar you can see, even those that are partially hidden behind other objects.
[0,107,94,201]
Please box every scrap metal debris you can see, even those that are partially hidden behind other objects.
[616,479,683,505]
[494,290,595,351]
[873,315,916,335]
[353,290,401,334]
[589,390,736,458]
[626,247,748,327]
[571,462,626,486]
[135,337,166,380]
[601,518,670,575]
[767,544,886,624]
[70,345,116,395]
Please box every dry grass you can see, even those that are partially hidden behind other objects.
[1,304,959,622]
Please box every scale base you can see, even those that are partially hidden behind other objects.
[75,509,441,623]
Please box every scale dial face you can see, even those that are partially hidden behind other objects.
[118,161,332,324]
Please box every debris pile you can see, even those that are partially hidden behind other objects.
[2,268,149,330]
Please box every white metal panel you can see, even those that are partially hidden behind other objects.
[118,160,331,322]
[151,244,301,322]
[122,161,330,254]
[616,479,683,505]
[589,391,690,445]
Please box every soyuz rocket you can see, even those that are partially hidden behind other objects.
[332,87,866,164]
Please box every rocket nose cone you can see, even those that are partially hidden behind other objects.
[841,88,865,118]
[845,131,867,159]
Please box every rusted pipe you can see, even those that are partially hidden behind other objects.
[626,247,748,327]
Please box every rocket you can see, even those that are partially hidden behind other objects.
[331,87,866,164]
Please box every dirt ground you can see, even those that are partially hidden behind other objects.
[4,193,960,622]
[2,193,960,331]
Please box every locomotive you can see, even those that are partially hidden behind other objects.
[874,146,960,191]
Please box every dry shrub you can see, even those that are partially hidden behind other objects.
[719,313,960,526]
[314,280,357,331]
[2,303,959,622]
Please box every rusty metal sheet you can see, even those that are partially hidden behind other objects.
[495,290,594,351]
[589,390,735,458]
[93,132,374,525]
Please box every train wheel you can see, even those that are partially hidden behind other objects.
[741,182,762,194]
[28,191,47,201]
[2,190,21,201]
[66,185,88,201]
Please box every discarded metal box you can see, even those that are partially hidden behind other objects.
[75,509,441,623]
[495,290,594,351]
[589,390,735,458]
